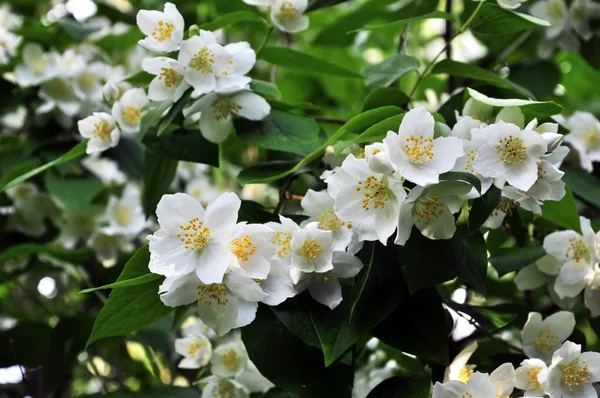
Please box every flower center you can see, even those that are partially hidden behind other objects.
[279,2,297,20]
[316,209,345,232]
[497,135,527,164]
[566,237,591,263]
[197,283,228,305]
[93,121,112,139]
[116,206,132,226]
[404,135,434,164]
[213,99,242,121]
[221,349,238,369]
[177,217,211,251]
[583,128,600,149]
[356,175,389,211]
[31,59,45,74]
[79,72,95,89]
[159,67,181,88]
[273,231,292,259]
[300,239,323,262]
[461,393,473,398]
[535,327,558,355]
[493,197,519,217]
[527,367,541,388]
[188,342,204,357]
[122,106,141,124]
[413,197,444,226]
[152,20,174,42]
[217,384,234,398]
[189,47,215,73]
[458,368,473,383]
[230,235,257,262]
[549,2,564,18]
[563,359,591,392]
[464,149,477,172]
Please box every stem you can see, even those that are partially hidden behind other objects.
[409,0,485,97]
[256,24,274,56]
[445,0,454,92]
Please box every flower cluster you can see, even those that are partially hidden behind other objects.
[242,0,310,33]
[557,111,600,173]
[434,311,600,398]
[0,5,22,65]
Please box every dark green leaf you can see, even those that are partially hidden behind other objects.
[0,244,92,263]
[445,302,518,333]
[469,186,502,235]
[347,114,405,149]
[0,322,52,367]
[432,59,535,99]
[158,89,193,136]
[541,186,581,233]
[439,171,482,193]
[307,0,350,11]
[123,71,154,85]
[362,87,409,111]
[251,80,282,99]
[489,245,546,277]
[139,100,172,139]
[365,54,420,89]
[353,10,454,33]
[366,374,431,398]
[470,3,550,35]
[239,201,279,223]
[86,246,172,348]
[44,172,104,216]
[0,141,87,192]
[142,150,178,218]
[235,110,320,156]
[237,160,299,185]
[143,129,219,166]
[271,296,320,349]
[84,387,201,398]
[259,47,362,78]
[198,11,269,31]
[79,273,162,294]
[562,166,600,209]
[509,61,561,100]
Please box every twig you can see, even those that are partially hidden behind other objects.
[256,24,274,56]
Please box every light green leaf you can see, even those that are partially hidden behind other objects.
[352,10,454,33]
[142,150,178,218]
[198,11,269,31]
[259,47,362,78]
[44,172,104,216]
[79,273,162,294]
[541,186,582,233]
[139,100,172,140]
[470,3,550,35]
[365,54,420,89]
[158,89,193,136]
[250,80,282,99]
[466,88,562,120]
[432,59,535,99]
[345,113,405,150]
[0,141,87,192]
[86,245,172,348]
[237,160,298,185]
[489,245,547,277]
[235,110,320,156]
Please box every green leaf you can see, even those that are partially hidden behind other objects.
[0,322,52,367]
[139,100,172,139]
[466,88,562,120]
[158,89,193,136]
[242,305,354,397]
[198,11,269,31]
[362,87,409,111]
[237,160,299,185]
[0,140,87,192]
[0,243,91,263]
[259,47,362,78]
[143,129,219,166]
[353,10,454,33]
[235,110,320,156]
[469,186,502,235]
[365,53,420,89]
[239,201,279,223]
[445,302,518,333]
[489,245,547,277]
[44,172,104,216]
[308,290,361,367]
[251,80,282,99]
[432,59,535,99]
[307,0,350,11]
[346,113,405,149]
[439,171,482,193]
[86,246,172,348]
[142,150,178,218]
[84,387,201,398]
[562,166,600,209]
[79,273,162,294]
[366,374,432,398]
[271,297,320,349]
[373,288,451,365]
[123,71,154,85]
[470,3,550,35]
[541,186,581,233]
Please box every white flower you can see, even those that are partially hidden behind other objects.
[563,111,600,172]
[88,231,133,268]
[433,372,496,398]
[384,107,464,186]
[525,118,563,153]
[178,31,229,96]
[584,267,600,317]
[0,27,20,65]
[270,0,310,33]
[112,88,148,135]
[568,0,600,41]
[73,62,108,101]
[301,189,353,251]
[445,341,478,382]
[175,333,212,369]
[522,311,576,364]
[227,223,274,280]
[515,358,549,396]
[142,56,189,102]
[329,155,406,244]
[136,2,184,52]
[185,177,221,207]
[290,222,334,274]
[102,185,146,237]
[497,0,527,9]
[58,49,85,78]
[291,251,363,309]
[78,112,120,155]
[14,43,58,87]
[211,341,248,378]
[531,0,569,39]
[489,363,516,398]
[200,376,249,398]
[158,271,267,336]
[234,360,274,394]
[543,217,597,298]
[395,181,469,246]
[6,183,56,237]
[148,192,241,283]
[183,91,270,143]
[216,42,256,93]
[546,341,600,398]
[37,78,81,118]
[473,121,547,191]
[81,156,126,185]
[451,122,494,198]
[515,254,562,291]
[364,142,395,175]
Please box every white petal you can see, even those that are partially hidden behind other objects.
[196,242,231,284]
[515,264,546,291]
[159,274,198,307]
[332,251,363,278]
[226,273,267,302]
[205,192,241,239]
[308,279,343,310]
[234,92,270,121]
[197,290,239,336]
[156,193,205,234]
